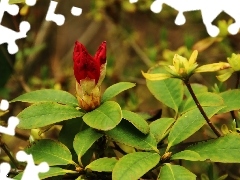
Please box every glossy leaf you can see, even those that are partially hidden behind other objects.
[73,128,103,165]
[85,157,118,172]
[142,71,172,81]
[150,118,175,143]
[172,133,240,163]
[122,110,149,134]
[180,92,224,114]
[83,101,122,131]
[158,164,196,180]
[218,89,240,113]
[11,89,78,106]
[101,82,136,102]
[14,167,77,180]
[112,152,160,180]
[9,0,25,4]
[106,120,158,152]
[184,83,208,98]
[168,106,223,149]
[25,139,74,166]
[17,102,84,129]
[58,117,88,149]
[146,65,184,113]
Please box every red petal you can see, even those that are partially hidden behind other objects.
[73,41,100,83]
[95,41,107,66]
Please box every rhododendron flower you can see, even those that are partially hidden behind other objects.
[73,41,107,111]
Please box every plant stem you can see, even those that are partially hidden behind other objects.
[0,140,19,168]
[184,80,221,137]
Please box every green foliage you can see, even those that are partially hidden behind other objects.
[25,139,75,166]
[9,0,25,4]
[11,89,78,107]
[150,118,175,143]
[83,101,122,130]
[14,167,77,180]
[159,164,196,180]
[112,152,160,180]
[101,82,136,102]
[146,66,184,113]
[9,47,240,179]
[106,120,158,152]
[17,102,84,129]
[218,89,240,113]
[122,110,149,134]
[167,106,223,149]
[73,128,103,166]
[85,157,118,172]
[172,133,240,163]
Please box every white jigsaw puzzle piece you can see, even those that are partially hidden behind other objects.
[0,0,19,22]
[71,6,82,16]
[0,163,13,180]
[46,0,65,26]
[0,100,19,136]
[0,21,30,54]
[129,0,138,3]
[0,99,9,111]
[0,0,31,54]
[0,116,19,136]
[16,151,49,180]
[25,0,37,6]
[132,0,240,37]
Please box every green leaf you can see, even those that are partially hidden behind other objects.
[85,157,118,172]
[25,139,74,166]
[83,101,122,131]
[168,106,223,149]
[158,164,196,180]
[101,82,136,102]
[17,102,84,129]
[14,167,77,180]
[106,120,158,152]
[59,117,88,149]
[218,89,240,113]
[11,89,78,106]
[73,128,103,165]
[171,150,204,161]
[184,83,208,98]
[112,152,160,180]
[122,110,149,134]
[172,133,240,163]
[9,0,25,4]
[142,71,172,81]
[146,66,184,113]
[180,92,224,114]
[150,118,175,143]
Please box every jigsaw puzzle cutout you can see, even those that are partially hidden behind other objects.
[0,162,12,180]
[0,100,49,179]
[16,151,49,180]
[0,0,82,54]
[130,0,240,37]
[0,100,19,136]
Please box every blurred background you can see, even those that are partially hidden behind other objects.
[1,0,240,179]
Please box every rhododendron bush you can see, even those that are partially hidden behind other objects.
[6,41,240,180]
[1,1,240,180]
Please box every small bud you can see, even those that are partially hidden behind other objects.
[73,41,107,111]
[227,53,240,71]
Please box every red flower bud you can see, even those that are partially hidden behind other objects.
[73,41,107,111]
[73,41,106,84]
